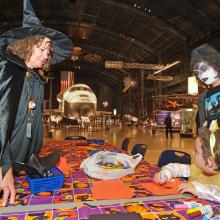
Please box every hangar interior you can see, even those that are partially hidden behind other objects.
[1,2,220,216]
[1,0,220,124]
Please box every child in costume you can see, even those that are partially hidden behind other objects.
[154,126,220,203]
[191,44,220,130]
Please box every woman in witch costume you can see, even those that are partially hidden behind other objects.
[0,0,72,206]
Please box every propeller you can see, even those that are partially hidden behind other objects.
[147,75,173,81]
[153,61,181,75]
[149,60,180,81]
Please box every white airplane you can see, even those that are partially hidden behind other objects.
[57,84,97,120]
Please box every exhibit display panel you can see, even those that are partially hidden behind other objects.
[179,108,196,137]
[155,111,180,131]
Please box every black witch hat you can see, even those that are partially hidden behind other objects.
[0,0,73,64]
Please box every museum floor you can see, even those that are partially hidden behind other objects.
[43,125,195,165]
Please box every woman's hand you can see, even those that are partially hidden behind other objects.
[0,167,16,206]
[153,171,168,184]
[178,182,198,196]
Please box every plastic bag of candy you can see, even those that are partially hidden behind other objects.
[80,151,142,179]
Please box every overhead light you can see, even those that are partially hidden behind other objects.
[188,76,198,95]
[103,101,108,108]
[113,109,117,116]
[153,61,181,75]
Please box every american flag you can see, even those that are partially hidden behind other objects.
[61,71,74,92]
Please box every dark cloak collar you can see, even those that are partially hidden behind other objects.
[0,50,46,83]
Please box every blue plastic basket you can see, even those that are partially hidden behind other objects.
[26,166,64,194]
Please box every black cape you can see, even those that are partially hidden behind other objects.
[0,51,44,176]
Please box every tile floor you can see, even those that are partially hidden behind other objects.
[43,125,195,165]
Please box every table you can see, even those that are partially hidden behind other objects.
[0,140,220,219]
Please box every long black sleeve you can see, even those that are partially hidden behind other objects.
[0,53,25,176]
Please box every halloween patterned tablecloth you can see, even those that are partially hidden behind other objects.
[0,140,220,219]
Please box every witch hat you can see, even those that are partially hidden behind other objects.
[0,0,73,64]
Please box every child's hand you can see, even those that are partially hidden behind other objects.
[153,171,168,184]
[178,182,198,196]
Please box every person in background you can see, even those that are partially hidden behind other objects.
[164,112,173,138]
[0,0,72,206]
[191,44,220,130]
[154,126,220,203]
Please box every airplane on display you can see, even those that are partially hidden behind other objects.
[57,84,97,120]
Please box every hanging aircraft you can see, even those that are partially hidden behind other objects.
[57,84,97,120]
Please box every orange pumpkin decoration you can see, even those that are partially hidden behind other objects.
[75,183,88,188]
[37,192,52,196]
[126,205,148,213]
